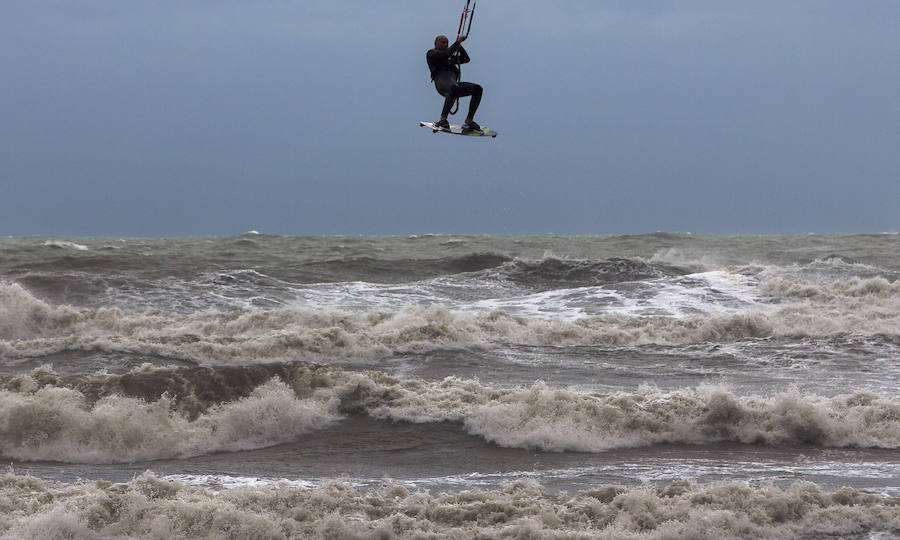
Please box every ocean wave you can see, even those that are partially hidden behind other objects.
[760,274,900,301]
[649,248,722,274]
[352,374,900,453]
[268,250,512,284]
[650,246,900,279]
[489,256,689,291]
[305,252,513,283]
[0,473,897,539]
[228,251,515,287]
[0,377,340,463]
[41,240,88,251]
[1,363,897,463]
[4,280,900,364]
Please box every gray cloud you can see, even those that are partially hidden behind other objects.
[1,1,898,235]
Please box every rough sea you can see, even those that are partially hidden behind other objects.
[0,233,898,539]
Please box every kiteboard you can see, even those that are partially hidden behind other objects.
[419,121,498,138]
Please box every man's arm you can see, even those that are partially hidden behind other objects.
[426,36,469,75]
[455,44,470,65]
[429,39,464,65]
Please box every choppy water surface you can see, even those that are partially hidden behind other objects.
[1,234,898,538]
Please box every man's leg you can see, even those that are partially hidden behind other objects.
[441,83,483,121]
[440,90,457,119]
[455,82,483,123]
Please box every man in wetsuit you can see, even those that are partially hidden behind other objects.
[426,34,483,134]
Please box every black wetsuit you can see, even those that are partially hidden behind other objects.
[426,41,483,119]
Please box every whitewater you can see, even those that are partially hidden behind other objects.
[0,233,898,538]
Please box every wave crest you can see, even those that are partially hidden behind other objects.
[0,376,340,463]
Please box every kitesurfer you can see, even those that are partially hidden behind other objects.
[426,34,483,134]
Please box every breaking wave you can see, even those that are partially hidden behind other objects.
[1,363,897,463]
[761,273,900,301]
[0,375,340,463]
[3,276,900,364]
[40,240,88,251]
[0,473,897,539]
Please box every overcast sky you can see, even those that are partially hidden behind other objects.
[2,1,898,236]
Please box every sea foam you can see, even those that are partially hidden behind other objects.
[0,473,897,539]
